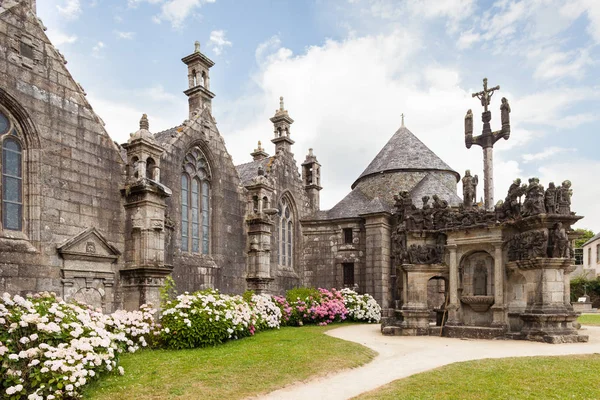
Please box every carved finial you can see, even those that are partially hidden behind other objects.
[258,140,262,149]
[194,41,201,53]
[279,96,284,111]
[140,114,149,130]
[401,113,405,128]
[309,148,314,156]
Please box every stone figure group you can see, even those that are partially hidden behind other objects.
[496,178,573,220]
[405,244,444,264]
[507,223,572,262]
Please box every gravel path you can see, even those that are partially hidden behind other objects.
[259,324,600,400]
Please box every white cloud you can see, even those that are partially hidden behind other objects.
[513,88,600,128]
[522,147,576,163]
[208,30,232,56]
[143,85,182,104]
[57,0,82,20]
[115,31,136,40]
[47,30,78,46]
[534,48,592,81]
[456,29,480,49]
[127,0,162,7]
[153,0,216,29]
[92,41,105,58]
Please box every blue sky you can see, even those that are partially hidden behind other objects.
[38,0,600,231]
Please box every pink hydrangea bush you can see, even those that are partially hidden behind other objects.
[0,292,156,400]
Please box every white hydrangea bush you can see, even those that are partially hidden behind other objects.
[340,288,382,323]
[159,289,257,349]
[249,294,282,330]
[0,292,157,400]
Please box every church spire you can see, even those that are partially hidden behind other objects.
[270,96,295,154]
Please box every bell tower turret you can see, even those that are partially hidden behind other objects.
[302,148,322,210]
[270,96,295,154]
[182,41,215,118]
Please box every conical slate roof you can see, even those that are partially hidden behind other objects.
[352,126,459,188]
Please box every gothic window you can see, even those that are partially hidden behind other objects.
[181,147,211,254]
[278,197,294,267]
[1,109,23,231]
[597,244,600,264]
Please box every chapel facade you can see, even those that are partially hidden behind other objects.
[0,1,585,343]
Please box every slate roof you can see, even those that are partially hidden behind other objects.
[583,233,600,247]
[410,173,462,208]
[352,126,459,188]
[235,157,274,186]
[321,188,393,220]
[154,126,181,144]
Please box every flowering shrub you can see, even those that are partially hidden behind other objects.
[283,288,347,326]
[271,295,292,324]
[340,288,381,323]
[248,294,282,330]
[159,289,256,349]
[0,292,156,400]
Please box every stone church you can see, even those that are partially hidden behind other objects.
[0,1,586,342]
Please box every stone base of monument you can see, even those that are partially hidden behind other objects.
[442,325,506,340]
[380,308,430,336]
[509,312,589,343]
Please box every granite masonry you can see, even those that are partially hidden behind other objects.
[0,1,585,343]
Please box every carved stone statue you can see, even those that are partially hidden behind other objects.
[557,180,572,215]
[522,177,545,217]
[393,190,412,224]
[500,97,511,126]
[544,182,557,214]
[422,196,434,230]
[464,109,473,138]
[432,195,449,229]
[551,222,569,258]
[462,170,478,208]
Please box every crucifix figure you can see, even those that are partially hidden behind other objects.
[464,78,511,210]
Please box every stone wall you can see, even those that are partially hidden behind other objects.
[156,109,247,295]
[300,219,367,292]
[354,170,457,207]
[0,4,125,312]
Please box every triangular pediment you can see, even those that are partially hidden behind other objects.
[58,228,120,262]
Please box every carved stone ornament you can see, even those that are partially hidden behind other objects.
[57,227,121,263]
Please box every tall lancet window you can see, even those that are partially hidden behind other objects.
[181,147,211,254]
[1,109,23,231]
[278,197,294,267]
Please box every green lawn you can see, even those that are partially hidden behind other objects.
[578,313,600,326]
[356,354,600,400]
[84,324,376,400]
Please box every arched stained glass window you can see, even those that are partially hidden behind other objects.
[181,147,211,254]
[279,197,294,268]
[1,108,23,231]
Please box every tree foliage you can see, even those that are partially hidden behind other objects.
[574,228,595,248]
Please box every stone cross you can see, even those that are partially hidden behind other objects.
[464,78,511,210]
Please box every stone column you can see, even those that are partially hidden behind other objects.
[491,242,506,327]
[446,244,459,324]
[364,213,392,309]
[564,266,573,310]
[483,146,494,210]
